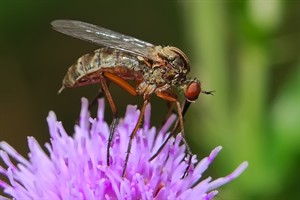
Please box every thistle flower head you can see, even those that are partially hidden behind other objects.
[0,98,248,199]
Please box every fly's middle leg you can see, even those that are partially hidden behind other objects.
[123,97,149,177]
[101,71,139,177]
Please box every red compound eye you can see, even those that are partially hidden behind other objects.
[185,81,201,102]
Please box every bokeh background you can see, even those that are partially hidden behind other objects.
[0,1,299,199]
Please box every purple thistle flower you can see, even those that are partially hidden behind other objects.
[0,98,248,200]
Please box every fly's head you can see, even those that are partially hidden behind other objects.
[181,79,215,102]
[182,79,202,103]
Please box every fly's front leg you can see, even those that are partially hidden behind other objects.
[151,91,193,178]
[174,100,193,178]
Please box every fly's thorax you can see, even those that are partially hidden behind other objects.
[141,46,190,87]
[157,46,191,85]
[142,66,166,86]
[136,81,156,95]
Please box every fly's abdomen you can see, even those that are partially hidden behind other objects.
[61,47,142,89]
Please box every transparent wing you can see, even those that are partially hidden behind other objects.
[51,19,156,59]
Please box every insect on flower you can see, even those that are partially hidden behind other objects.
[51,20,213,177]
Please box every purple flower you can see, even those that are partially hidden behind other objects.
[0,98,248,200]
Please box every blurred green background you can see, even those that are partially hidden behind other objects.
[0,1,299,199]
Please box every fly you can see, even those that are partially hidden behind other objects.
[51,20,213,178]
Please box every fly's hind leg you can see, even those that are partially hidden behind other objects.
[88,88,105,111]
[98,73,119,166]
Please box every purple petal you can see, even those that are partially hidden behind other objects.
[0,97,247,199]
[207,161,248,191]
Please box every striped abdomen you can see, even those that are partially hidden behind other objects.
[60,47,144,90]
